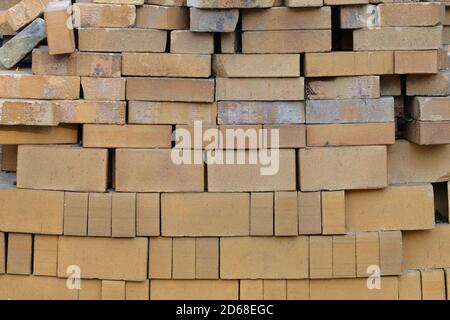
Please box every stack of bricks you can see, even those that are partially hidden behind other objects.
[0,0,449,300]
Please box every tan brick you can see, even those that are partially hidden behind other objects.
[379,231,402,276]
[162,193,249,236]
[306,123,395,147]
[170,30,214,54]
[387,140,450,184]
[74,3,136,28]
[83,124,172,148]
[321,191,345,235]
[356,232,379,277]
[127,77,214,102]
[81,77,126,100]
[0,275,79,300]
[0,11,16,36]
[346,184,434,232]
[150,280,239,300]
[187,0,274,8]
[136,193,160,236]
[398,270,421,300]
[44,1,75,55]
[116,149,204,192]
[88,193,112,237]
[102,280,125,300]
[286,280,309,300]
[408,97,450,121]
[0,1,21,11]
[6,0,49,31]
[304,51,394,77]
[0,125,78,145]
[395,50,439,74]
[7,233,32,275]
[379,3,444,27]
[112,193,136,238]
[122,53,211,77]
[221,237,309,279]
[0,188,64,235]
[298,191,322,235]
[125,281,149,300]
[196,238,219,279]
[286,0,323,6]
[148,237,172,279]
[58,236,148,281]
[32,48,122,77]
[354,26,442,51]
[213,54,300,77]
[240,280,263,300]
[17,145,108,192]
[242,7,330,30]
[1,145,17,171]
[299,146,387,191]
[242,30,331,53]
[250,192,273,236]
[94,0,144,3]
[220,32,238,53]
[264,125,306,148]
[332,233,356,278]
[310,236,332,279]
[207,149,296,192]
[64,192,88,236]
[263,280,286,300]
[78,28,167,52]
[403,224,450,270]
[310,277,398,300]
[33,235,58,276]
[57,100,126,124]
[216,77,304,101]
[173,238,195,279]
[274,192,298,236]
[404,120,450,145]
[128,101,216,125]
[136,4,187,29]
[0,71,80,99]
[421,269,446,300]
[307,76,380,100]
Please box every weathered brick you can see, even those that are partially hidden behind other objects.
[122,53,211,77]
[136,5,188,29]
[306,97,394,124]
[45,1,75,55]
[216,77,304,101]
[128,101,216,124]
[213,54,300,77]
[78,28,167,52]
[395,50,440,74]
[127,78,215,102]
[74,3,136,28]
[187,0,274,8]
[242,30,331,53]
[6,0,49,31]
[170,30,214,54]
[190,8,238,32]
[218,101,305,124]
[242,7,331,30]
